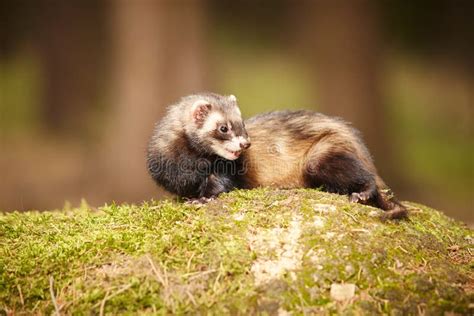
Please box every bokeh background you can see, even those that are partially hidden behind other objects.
[1,0,472,224]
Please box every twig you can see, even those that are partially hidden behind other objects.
[163,264,169,289]
[397,245,409,254]
[343,210,360,224]
[31,301,41,312]
[185,269,217,281]
[357,267,363,282]
[49,276,60,316]
[99,290,110,316]
[186,252,195,273]
[17,284,24,306]
[212,269,222,293]
[185,289,197,306]
[93,283,133,310]
[146,255,167,287]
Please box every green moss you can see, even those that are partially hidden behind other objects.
[1,189,472,315]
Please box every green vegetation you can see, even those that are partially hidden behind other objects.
[1,189,472,315]
[0,53,42,134]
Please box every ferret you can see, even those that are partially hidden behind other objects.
[147,93,250,199]
[147,93,408,220]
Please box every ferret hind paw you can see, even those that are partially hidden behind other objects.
[349,191,370,204]
[185,196,215,205]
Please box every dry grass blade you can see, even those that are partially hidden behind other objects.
[49,276,60,316]
[146,255,167,287]
[93,283,133,311]
[17,284,24,306]
[99,290,110,316]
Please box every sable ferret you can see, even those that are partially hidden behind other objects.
[147,93,408,219]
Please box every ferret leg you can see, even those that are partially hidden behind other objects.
[180,174,227,203]
[199,174,235,198]
[372,189,409,220]
[304,147,408,219]
[304,148,377,198]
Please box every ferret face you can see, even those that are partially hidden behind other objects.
[189,94,251,160]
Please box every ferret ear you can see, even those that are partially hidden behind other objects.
[228,95,241,116]
[192,99,212,125]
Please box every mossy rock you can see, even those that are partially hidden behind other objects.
[0,189,472,315]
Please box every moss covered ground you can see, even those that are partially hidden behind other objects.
[0,189,472,315]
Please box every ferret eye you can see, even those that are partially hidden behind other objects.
[219,125,228,133]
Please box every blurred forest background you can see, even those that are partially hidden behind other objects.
[0,0,472,224]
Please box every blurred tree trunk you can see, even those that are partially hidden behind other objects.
[293,1,393,174]
[36,1,105,133]
[101,0,208,202]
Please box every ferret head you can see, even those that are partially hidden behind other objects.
[183,93,250,160]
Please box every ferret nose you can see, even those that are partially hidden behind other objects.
[240,141,251,149]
